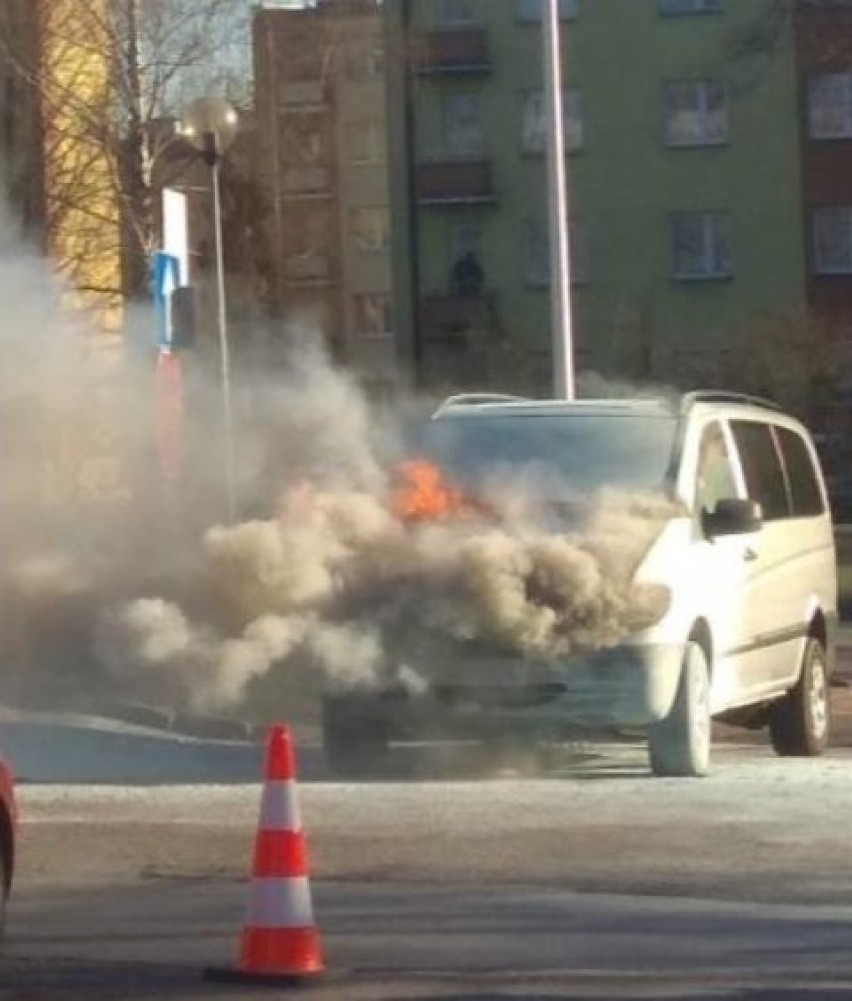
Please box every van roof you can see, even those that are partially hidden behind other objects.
[432,396,675,420]
[432,390,790,422]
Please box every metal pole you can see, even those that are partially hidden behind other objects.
[211,157,237,522]
[543,0,574,400]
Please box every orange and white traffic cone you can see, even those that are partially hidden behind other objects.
[205,725,324,986]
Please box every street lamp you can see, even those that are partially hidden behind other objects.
[179,96,240,521]
[542,0,575,400]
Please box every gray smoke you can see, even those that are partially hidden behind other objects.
[96,472,676,712]
[0,203,677,716]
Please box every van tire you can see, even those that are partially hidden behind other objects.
[768,637,830,757]
[648,642,711,778]
[322,699,390,778]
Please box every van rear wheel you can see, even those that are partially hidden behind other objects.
[648,642,711,778]
[768,637,830,757]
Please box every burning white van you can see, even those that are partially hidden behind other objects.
[322,391,837,779]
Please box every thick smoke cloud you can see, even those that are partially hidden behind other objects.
[0,210,677,717]
[96,481,674,713]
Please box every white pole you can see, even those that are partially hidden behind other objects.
[211,157,237,522]
[542,0,574,400]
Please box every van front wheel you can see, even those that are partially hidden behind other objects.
[322,698,390,778]
[768,637,830,757]
[648,642,711,778]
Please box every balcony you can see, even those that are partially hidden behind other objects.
[415,160,495,206]
[281,166,333,198]
[420,293,497,340]
[416,28,490,75]
[283,252,334,285]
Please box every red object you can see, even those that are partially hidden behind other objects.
[206,726,323,985]
[0,756,17,921]
[154,350,184,482]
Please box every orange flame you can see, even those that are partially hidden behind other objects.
[392,460,479,523]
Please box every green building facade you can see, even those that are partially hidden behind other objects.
[387,0,807,398]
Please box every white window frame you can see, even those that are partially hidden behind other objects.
[813,206,852,275]
[663,79,728,147]
[520,88,583,154]
[658,0,722,14]
[350,206,390,254]
[444,92,486,158]
[522,217,590,287]
[808,72,852,140]
[352,293,395,339]
[671,211,732,281]
[516,0,579,21]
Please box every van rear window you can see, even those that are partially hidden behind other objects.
[777,427,825,518]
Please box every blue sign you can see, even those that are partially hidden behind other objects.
[152,251,181,350]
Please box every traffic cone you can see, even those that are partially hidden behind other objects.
[205,725,324,986]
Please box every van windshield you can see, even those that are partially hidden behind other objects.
[417,412,678,494]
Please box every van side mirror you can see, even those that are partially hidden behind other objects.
[702,498,762,539]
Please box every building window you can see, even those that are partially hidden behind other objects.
[350,207,390,253]
[444,93,486,158]
[663,80,728,147]
[808,72,852,140]
[813,206,852,274]
[516,0,579,21]
[281,33,323,82]
[450,221,483,264]
[520,89,583,153]
[346,121,386,164]
[345,41,384,81]
[440,0,477,24]
[283,118,326,165]
[522,218,589,287]
[658,0,722,14]
[671,212,732,280]
[353,294,394,338]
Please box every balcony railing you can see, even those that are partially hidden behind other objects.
[420,293,497,339]
[416,28,490,75]
[415,160,495,205]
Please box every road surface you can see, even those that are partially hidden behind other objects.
[5,742,852,998]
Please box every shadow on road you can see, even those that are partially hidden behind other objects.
[384,989,852,1000]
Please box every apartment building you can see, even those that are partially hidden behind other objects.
[387,0,810,397]
[794,0,852,472]
[797,1,852,329]
[252,0,397,388]
[0,0,123,334]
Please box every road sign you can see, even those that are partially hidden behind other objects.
[152,251,181,350]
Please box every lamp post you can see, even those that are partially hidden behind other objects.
[179,96,240,521]
[542,0,575,400]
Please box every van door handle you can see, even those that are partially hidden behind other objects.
[743,548,758,562]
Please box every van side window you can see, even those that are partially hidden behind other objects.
[695,422,737,514]
[777,427,825,517]
[730,420,790,521]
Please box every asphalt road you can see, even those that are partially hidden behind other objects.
[7,743,852,999]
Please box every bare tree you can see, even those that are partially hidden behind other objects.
[0,0,251,304]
